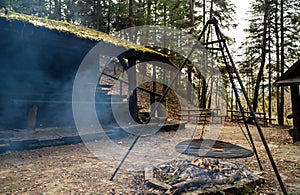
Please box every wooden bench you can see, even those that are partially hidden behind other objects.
[12,99,127,129]
[194,114,226,124]
[227,110,240,121]
[178,109,225,124]
[178,112,202,121]
[231,111,276,126]
[178,109,209,121]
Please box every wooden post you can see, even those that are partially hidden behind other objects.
[120,80,123,95]
[151,64,157,115]
[128,58,139,123]
[28,104,38,130]
[263,112,267,127]
[290,85,300,142]
[187,66,192,102]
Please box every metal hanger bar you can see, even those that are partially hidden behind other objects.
[202,39,225,45]
[204,47,223,51]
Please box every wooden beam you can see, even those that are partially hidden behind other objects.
[117,56,128,70]
[101,72,163,97]
[290,85,300,142]
[128,58,139,123]
[151,65,157,115]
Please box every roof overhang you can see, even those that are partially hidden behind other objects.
[274,59,300,86]
[275,76,300,86]
[0,12,176,68]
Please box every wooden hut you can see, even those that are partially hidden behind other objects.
[0,12,174,129]
[275,59,300,142]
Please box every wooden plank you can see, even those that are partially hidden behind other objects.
[144,167,153,181]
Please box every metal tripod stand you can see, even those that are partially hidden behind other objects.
[110,18,287,195]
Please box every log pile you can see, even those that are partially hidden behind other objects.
[146,158,264,194]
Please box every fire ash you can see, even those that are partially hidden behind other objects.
[154,158,254,186]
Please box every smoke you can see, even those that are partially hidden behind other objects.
[0,18,94,129]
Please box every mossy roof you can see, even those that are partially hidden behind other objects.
[0,12,166,57]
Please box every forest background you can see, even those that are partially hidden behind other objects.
[0,0,299,125]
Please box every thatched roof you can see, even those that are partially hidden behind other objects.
[0,12,170,60]
[275,59,300,86]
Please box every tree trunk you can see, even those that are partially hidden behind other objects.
[106,0,112,34]
[252,0,269,113]
[187,66,192,102]
[154,0,158,24]
[128,0,134,41]
[278,0,285,125]
[202,0,206,42]
[146,0,151,25]
[163,0,167,26]
[198,0,213,108]
[53,0,61,20]
[189,0,194,33]
[64,0,72,22]
[203,0,206,27]
[129,0,134,27]
[58,0,62,20]
[268,16,272,123]
[186,0,194,102]
[209,0,214,20]
[49,0,52,17]
[200,79,207,109]
[38,0,44,16]
[275,0,280,124]
[94,0,102,31]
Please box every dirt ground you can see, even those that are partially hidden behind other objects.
[0,121,300,194]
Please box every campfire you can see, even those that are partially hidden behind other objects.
[146,158,263,194]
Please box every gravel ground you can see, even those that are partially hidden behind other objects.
[0,121,299,194]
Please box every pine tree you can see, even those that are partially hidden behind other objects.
[241,0,300,123]
[252,0,269,113]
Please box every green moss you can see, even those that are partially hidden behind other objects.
[0,12,166,56]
